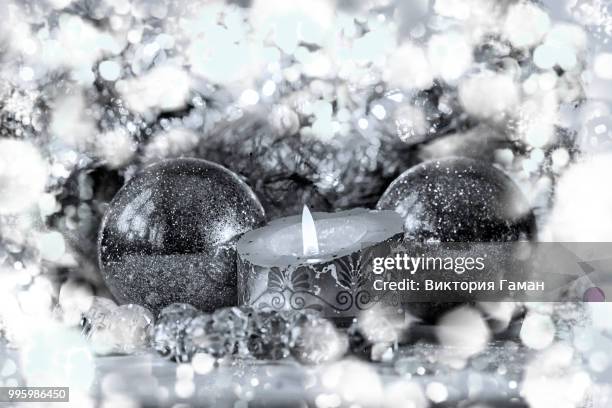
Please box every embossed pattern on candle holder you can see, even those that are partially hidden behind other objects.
[237,209,404,320]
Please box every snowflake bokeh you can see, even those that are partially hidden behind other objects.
[0,0,612,406]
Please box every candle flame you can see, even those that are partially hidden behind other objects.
[302,205,319,256]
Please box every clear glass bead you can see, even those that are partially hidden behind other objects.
[80,296,118,337]
[150,303,200,362]
[289,311,348,364]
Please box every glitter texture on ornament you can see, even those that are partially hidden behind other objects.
[0,0,610,406]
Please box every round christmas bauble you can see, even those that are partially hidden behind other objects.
[376,157,535,322]
[98,158,266,313]
[377,157,535,242]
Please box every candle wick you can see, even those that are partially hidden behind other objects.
[302,205,319,256]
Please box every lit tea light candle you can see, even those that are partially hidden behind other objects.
[237,207,404,321]
[269,205,369,260]
[301,205,319,256]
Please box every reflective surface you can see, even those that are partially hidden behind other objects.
[377,157,536,242]
[377,157,536,322]
[99,158,266,313]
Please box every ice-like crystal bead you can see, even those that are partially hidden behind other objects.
[105,304,154,354]
[211,306,251,356]
[80,296,118,337]
[289,311,348,365]
[246,310,291,360]
[150,303,200,362]
[184,307,251,358]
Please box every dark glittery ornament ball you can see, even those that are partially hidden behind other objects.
[376,157,535,322]
[377,157,535,242]
[98,158,266,313]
